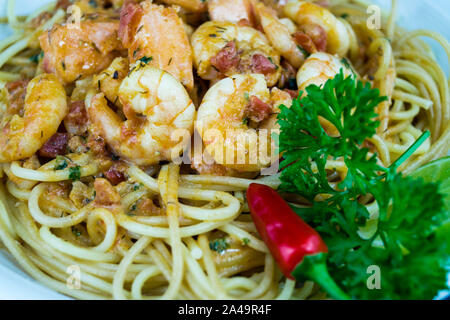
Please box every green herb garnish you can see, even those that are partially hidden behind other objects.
[71,227,82,237]
[297,45,310,58]
[138,56,153,64]
[209,238,229,254]
[277,70,448,299]
[29,51,43,63]
[54,156,68,171]
[267,57,279,70]
[69,166,81,181]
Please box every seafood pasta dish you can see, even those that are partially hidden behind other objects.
[0,0,449,300]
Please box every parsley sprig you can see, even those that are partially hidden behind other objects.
[277,70,449,299]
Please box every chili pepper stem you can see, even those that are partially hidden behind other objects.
[292,253,351,300]
[303,262,351,300]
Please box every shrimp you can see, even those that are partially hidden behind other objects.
[191,21,282,87]
[207,0,254,25]
[254,2,306,69]
[39,18,122,84]
[284,0,350,57]
[87,65,196,166]
[159,0,207,13]
[118,1,194,90]
[296,52,353,91]
[196,74,292,172]
[0,74,68,162]
[296,52,353,136]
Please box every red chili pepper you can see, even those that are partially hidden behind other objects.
[247,183,350,300]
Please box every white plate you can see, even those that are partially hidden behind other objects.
[0,0,448,300]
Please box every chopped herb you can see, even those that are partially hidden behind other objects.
[209,238,229,254]
[69,166,81,181]
[92,42,100,53]
[297,45,310,58]
[61,61,66,71]
[267,57,279,70]
[244,92,249,100]
[242,238,251,246]
[341,13,349,19]
[340,57,351,69]
[209,34,217,38]
[113,71,119,79]
[168,57,173,66]
[340,57,357,77]
[71,227,82,237]
[111,153,120,161]
[88,0,97,7]
[29,51,43,63]
[133,183,142,191]
[82,198,93,205]
[54,156,68,170]
[242,117,249,125]
[127,203,137,216]
[286,78,298,90]
[138,56,153,64]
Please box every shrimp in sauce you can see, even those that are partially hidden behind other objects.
[87,65,196,166]
[118,1,194,91]
[196,74,291,172]
[296,52,353,91]
[284,0,350,57]
[40,17,123,84]
[254,2,307,68]
[0,74,68,162]
[191,21,282,86]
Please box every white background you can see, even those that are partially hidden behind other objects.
[0,0,448,300]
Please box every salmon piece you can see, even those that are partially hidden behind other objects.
[40,20,122,84]
[119,1,194,91]
[208,0,254,25]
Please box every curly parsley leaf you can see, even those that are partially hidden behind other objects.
[279,70,448,299]
[278,70,386,200]
[326,174,449,300]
